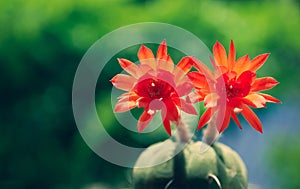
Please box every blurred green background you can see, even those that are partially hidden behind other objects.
[1,0,300,188]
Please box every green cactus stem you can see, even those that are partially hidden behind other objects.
[133,140,247,189]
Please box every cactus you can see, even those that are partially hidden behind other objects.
[133,140,247,189]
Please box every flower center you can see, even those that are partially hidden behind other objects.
[226,82,247,98]
[133,78,175,99]
[218,73,251,99]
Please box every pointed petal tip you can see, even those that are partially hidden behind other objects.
[137,111,155,133]
[262,53,271,59]
[197,108,212,130]
[157,40,167,57]
[110,76,116,83]
[197,119,205,130]
[165,130,171,136]
[229,40,235,48]
[218,127,225,134]
[138,45,148,56]
[197,123,205,131]
[110,74,136,91]
[213,40,228,69]
[137,126,143,133]
[256,125,263,133]
[228,40,236,70]
[241,105,263,133]
[117,58,126,65]
[259,93,281,104]
[249,53,271,72]
[114,106,124,113]
[260,52,270,57]
[114,99,136,113]
[140,44,146,49]
[174,56,194,79]
[231,111,242,129]
[162,118,172,136]
[213,41,221,50]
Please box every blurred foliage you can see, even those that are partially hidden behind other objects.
[0,0,299,188]
[268,136,300,189]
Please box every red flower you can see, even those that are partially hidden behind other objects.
[111,41,197,135]
[188,41,281,133]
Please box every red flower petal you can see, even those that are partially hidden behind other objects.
[176,81,194,97]
[204,93,218,108]
[187,91,204,103]
[259,93,281,103]
[174,56,194,80]
[156,70,176,88]
[216,107,231,133]
[117,91,136,99]
[157,41,174,72]
[156,40,167,60]
[136,64,152,77]
[210,57,228,78]
[237,70,256,84]
[162,112,172,136]
[138,110,155,132]
[213,41,228,69]
[138,45,156,69]
[231,111,242,129]
[227,40,236,71]
[115,92,139,112]
[187,71,209,89]
[110,74,136,91]
[161,98,179,136]
[248,53,270,72]
[251,77,279,92]
[214,66,228,78]
[114,100,137,112]
[180,99,198,115]
[166,54,174,65]
[163,99,180,122]
[157,55,174,72]
[117,58,138,78]
[117,92,139,102]
[197,108,212,130]
[136,97,151,108]
[241,104,263,133]
[233,54,250,76]
[243,94,266,108]
[192,57,215,81]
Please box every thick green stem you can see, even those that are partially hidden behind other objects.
[172,145,187,188]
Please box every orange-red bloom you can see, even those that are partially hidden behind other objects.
[111,41,197,135]
[188,40,281,133]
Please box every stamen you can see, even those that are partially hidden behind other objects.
[234,107,243,113]
[147,109,155,115]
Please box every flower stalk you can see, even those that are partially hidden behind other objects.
[176,120,192,143]
[202,112,221,145]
